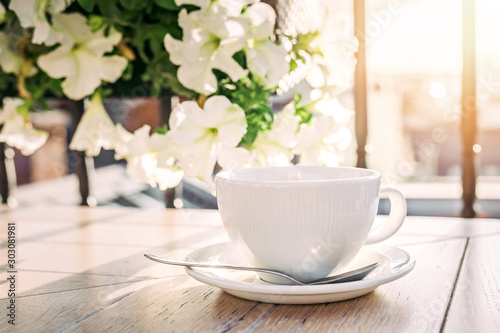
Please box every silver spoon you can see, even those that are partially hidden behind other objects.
[144,253,379,285]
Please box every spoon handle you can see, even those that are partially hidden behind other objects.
[144,253,379,286]
[144,253,304,285]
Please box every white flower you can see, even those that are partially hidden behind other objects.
[69,93,114,156]
[164,8,248,95]
[217,146,251,170]
[9,0,73,45]
[295,116,349,166]
[0,32,37,76]
[312,97,354,120]
[112,123,134,160]
[169,95,247,182]
[248,105,299,166]
[295,98,354,166]
[305,9,358,95]
[112,125,184,190]
[0,99,24,124]
[0,33,22,74]
[244,3,288,88]
[0,98,48,155]
[37,13,127,100]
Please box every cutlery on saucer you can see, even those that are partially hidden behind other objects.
[144,253,379,285]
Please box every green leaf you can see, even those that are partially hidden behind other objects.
[154,0,180,10]
[97,0,127,25]
[47,78,63,97]
[77,0,97,11]
[233,50,246,68]
[100,87,113,98]
[87,15,106,32]
[119,0,142,10]
[149,24,171,56]
[38,98,52,111]
[293,93,313,125]
[155,125,168,134]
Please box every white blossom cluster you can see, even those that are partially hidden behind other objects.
[0,0,358,189]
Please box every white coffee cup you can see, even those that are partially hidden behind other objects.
[215,166,407,284]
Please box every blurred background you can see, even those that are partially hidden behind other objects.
[7,0,500,216]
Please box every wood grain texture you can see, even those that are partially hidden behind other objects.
[11,220,224,247]
[6,240,200,278]
[224,239,467,333]
[0,271,146,298]
[1,206,499,332]
[68,283,268,332]
[443,234,500,332]
[66,238,466,332]
[0,279,158,331]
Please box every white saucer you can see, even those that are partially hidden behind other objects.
[184,242,415,304]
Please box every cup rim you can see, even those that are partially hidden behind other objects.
[216,166,381,185]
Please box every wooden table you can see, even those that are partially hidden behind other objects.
[1,205,499,332]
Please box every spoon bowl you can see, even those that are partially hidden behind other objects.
[144,253,379,285]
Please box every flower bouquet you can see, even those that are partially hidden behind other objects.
[0,0,358,189]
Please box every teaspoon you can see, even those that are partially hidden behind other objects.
[144,253,379,285]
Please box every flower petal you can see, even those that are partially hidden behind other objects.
[37,12,126,100]
[249,138,294,167]
[217,146,251,170]
[51,13,94,45]
[211,50,248,82]
[37,45,77,78]
[0,108,48,156]
[69,94,115,156]
[246,2,276,39]
[155,167,184,190]
[197,95,234,127]
[0,33,23,74]
[60,51,102,100]
[164,34,189,65]
[305,9,358,94]
[177,59,218,95]
[246,40,288,88]
[177,8,203,40]
[176,133,218,183]
[57,51,126,100]
[48,0,74,14]
[83,28,123,56]
[201,11,244,40]
[9,0,39,28]
[125,153,156,186]
[126,125,153,156]
[0,115,24,139]
[164,10,206,64]
[31,20,53,44]
[169,101,208,144]
[203,96,247,147]
[218,0,257,17]
[165,7,248,95]
[111,124,134,159]
[9,0,71,44]
[97,55,128,82]
[16,126,49,155]
[267,107,299,148]
[0,98,24,124]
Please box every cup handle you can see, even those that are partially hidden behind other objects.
[365,186,407,245]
